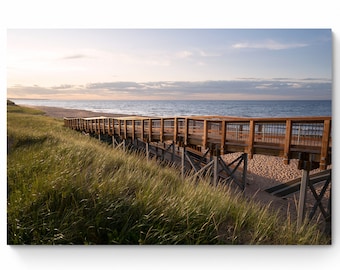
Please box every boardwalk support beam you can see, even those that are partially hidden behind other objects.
[297,169,309,228]
[297,152,318,227]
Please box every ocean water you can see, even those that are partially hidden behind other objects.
[11,99,332,118]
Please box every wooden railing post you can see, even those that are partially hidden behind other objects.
[284,120,292,165]
[320,119,331,170]
[173,118,178,143]
[203,119,208,149]
[132,120,135,140]
[112,119,116,136]
[220,120,226,154]
[95,119,98,133]
[111,119,114,135]
[160,118,164,142]
[141,119,145,141]
[248,120,255,159]
[124,120,127,139]
[184,118,189,146]
[148,119,152,142]
[118,120,121,137]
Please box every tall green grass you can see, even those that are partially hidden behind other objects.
[7,104,330,244]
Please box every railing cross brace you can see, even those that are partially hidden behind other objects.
[308,173,331,220]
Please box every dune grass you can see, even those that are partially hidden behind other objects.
[7,103,330,244]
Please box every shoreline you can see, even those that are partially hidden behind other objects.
[22,105,136,119]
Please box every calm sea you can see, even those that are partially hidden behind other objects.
[11,99,332,118]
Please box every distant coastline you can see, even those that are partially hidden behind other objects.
[10,99,332,118]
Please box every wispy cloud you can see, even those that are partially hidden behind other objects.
[176,50,193,59]
[60,54,88,60]
[198,49,220,57]
[232,39,309,50]
[51,84,76,90]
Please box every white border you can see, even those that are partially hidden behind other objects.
[1,1,339,269]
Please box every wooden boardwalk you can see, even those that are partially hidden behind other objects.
[64,114,332,228]
[64,115,332,170]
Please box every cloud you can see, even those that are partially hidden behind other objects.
[176,50,193,59]
[174,49,220,61]
[232,39,308,50]
[86,81,141,90]
[198,49,220,57]
[7,78,332,100]
[255,83,276,89]
[60,54,88,60]
[51,84,76,90]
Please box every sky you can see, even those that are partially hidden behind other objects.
[7,29,332,100]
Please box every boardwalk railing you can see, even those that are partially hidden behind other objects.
[64,115,332,170]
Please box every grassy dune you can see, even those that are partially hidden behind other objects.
[7,104,330,244]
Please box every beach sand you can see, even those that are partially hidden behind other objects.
[25,104,331,222]
[27,105,132,119]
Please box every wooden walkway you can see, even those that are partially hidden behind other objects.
[64,114,332,229]
[64,115,332,170]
